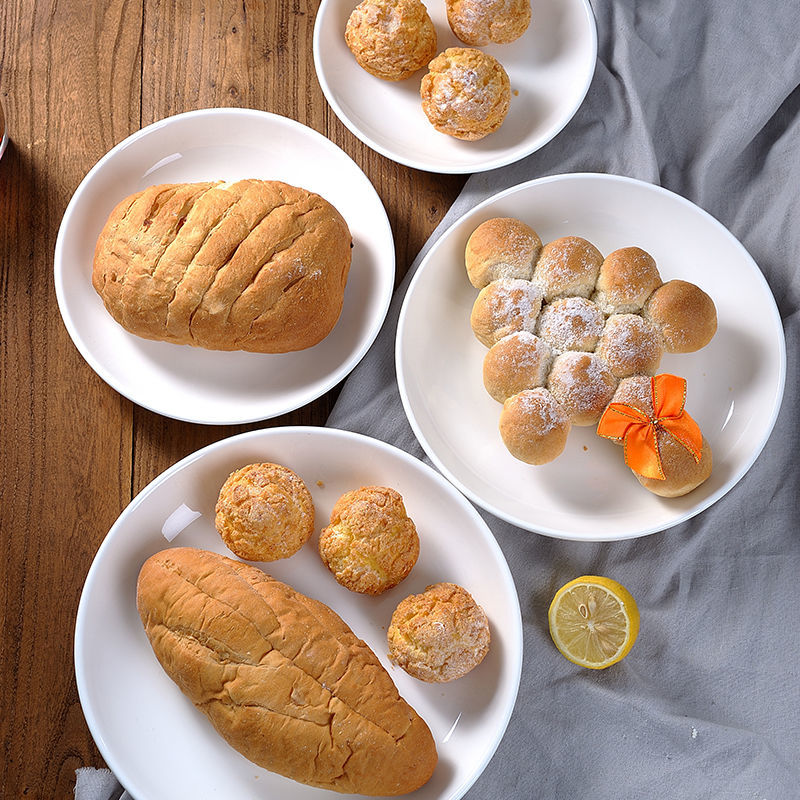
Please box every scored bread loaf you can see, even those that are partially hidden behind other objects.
[136,547,437,795]
[92,179,352,353]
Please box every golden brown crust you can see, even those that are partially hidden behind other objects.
[592,246,663,314]
[470,278,544,347]
[532,236,604,302]
[215,463,314,562]
[483,330,552,402]
[92,179,352,353]
[420,47,511,141]
[643,279,718,353]
[387,582,490,682]
[318,486,419,595]
[446,0,531,45]
[137,547,438,795]
[498,387,571,464]
[345,0,437,81]
[635,433,713,497]
[465,217,542,289]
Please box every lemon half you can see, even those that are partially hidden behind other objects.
[548,576,639,669]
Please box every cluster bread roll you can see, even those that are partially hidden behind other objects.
[92,179,352,353]
[137,547,438,795]
[465,217,717,496]
[609,376,713,496]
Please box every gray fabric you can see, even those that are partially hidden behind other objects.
[74,768,130,800]
[76,1,800,798]
[327,1,800,799]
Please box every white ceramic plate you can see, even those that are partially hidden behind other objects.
[314,0,597,173]
[396,173,787,540]
[74,426,522,800]
[54,109,395,425]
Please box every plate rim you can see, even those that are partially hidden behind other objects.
[53,107,395,425]
[395,171,788,540]
[74,424,524,800]
[312,0,599,174]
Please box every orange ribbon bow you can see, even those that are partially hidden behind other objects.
[596,374,703,480]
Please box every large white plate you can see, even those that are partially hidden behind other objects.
[54,108,395,425]
[75,426,522,800]
[314,0,597,173]
[396,173,787,540]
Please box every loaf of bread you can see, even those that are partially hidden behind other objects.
[136,547,437,795]
[92,179,352,353]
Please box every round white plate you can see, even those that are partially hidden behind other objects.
[54,108,395,425]
[396,173,787,540]
[314,0,597,173]
[75,426,522,800]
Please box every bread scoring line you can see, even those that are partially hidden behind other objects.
[151,554,412,743]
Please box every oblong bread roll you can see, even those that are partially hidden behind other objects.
[92,179,352,353]
[136,547,437,795]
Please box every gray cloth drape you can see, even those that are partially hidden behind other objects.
[77,0,800,797]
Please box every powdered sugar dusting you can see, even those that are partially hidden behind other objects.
[533,236,603,300]
[536,296,605,352]
[483,331,553,401]
[435,62,491,120]
[547,352,617,424]
[512,388,567,434]
[597,314,662,378]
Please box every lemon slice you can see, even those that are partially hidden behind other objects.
[548,576,639,669]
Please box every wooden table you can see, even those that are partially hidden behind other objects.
[0,3,465,795]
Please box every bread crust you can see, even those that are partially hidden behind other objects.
[536,296,605,353]
[498,387,571,464]
[595,313,663,378]
[593,246,662,314]
[420,47,511,140]
[92,179,352,353]
[214,462,314,562]
[643,279,718,353]
[318,486,419,595]
[532,236,604,302]
[137,547,438,795]
[547,352,618,426]
[465,217,541,288]
[446,0,531,46]
[387,582,490,682]
[345,0,437,81]
[470,277,544,347]
[483,330,552,402]
[610,376,713,496]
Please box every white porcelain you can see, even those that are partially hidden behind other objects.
[54,108,395,424]
[74,426,522,800]
[313,0,597,173]
[396,173,787,540]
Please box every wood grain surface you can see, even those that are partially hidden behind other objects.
[0,2,465,796]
